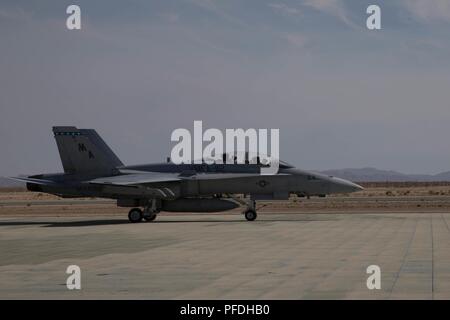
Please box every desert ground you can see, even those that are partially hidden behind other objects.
[1,184,450,299]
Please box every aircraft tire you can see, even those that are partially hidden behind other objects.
[244,209,257,221]
[128,208,143,223]
[144,214,157,222]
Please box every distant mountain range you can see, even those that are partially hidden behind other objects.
[319,167,450,182]
[2,168,450,187]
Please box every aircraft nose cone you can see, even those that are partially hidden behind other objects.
[331,177,364,193]
[350,182,364,192]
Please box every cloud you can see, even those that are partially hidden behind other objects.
[185,0,247,27]
[401,0,450,23]
[158,12,180,23]
[301,0,354,27]
[281,33,307,48]
[0,7,31,22]
[268,3,301,16]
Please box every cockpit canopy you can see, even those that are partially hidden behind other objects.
[196,152,294,168]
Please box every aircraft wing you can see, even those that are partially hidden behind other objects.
[191,173,291,180]
[14,172,290,188]
[89,172,291,186]
[88,172,181,186]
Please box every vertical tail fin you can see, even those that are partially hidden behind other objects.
[52,126,123,175]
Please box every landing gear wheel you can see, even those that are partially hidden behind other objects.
[244,209,257,221]
[128,208,143,223]
[144,214,157,222]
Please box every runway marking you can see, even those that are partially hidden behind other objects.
[431,215,435,299]
[441,213,450,233]
[388,216,419,299]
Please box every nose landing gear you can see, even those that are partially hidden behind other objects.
[244,209,257,221]
[243,199,257,221]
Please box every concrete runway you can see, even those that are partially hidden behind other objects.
[2,195,450,206]
[1,211,450,299]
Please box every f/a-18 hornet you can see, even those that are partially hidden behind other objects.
[11,127,363,222]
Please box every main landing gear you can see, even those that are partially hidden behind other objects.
[128,208,143,223]
[128,200,159,223]
[227,194,258,221]
[243,199,257,221]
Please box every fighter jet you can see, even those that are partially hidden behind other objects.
[10,127,363,222]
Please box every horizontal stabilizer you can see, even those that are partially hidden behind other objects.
[8,176,59,186]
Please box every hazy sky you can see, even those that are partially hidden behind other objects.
[1,0,450,176]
